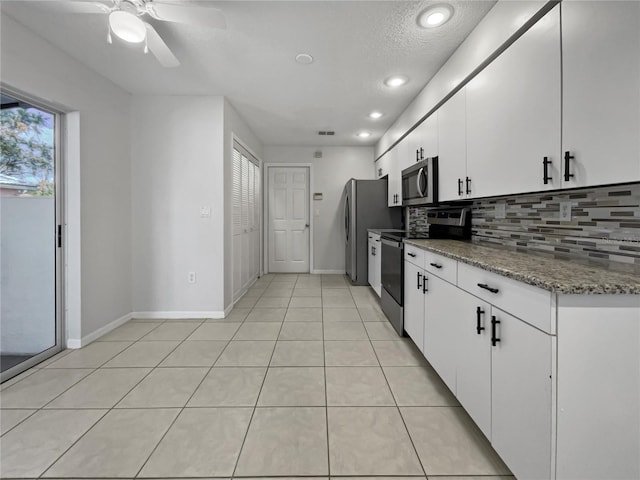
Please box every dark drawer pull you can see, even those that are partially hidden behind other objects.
[477,283,499,294]
[407,253,416,258]
[491,315,501,347]
[476,306,485,335]
[429,262,442,269]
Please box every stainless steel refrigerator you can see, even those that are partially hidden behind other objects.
[344,178,403,285]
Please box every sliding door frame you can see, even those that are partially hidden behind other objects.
[0,86,65,382]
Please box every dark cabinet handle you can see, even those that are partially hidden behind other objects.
[458,178,463,196]
[372,246,376,256]
[407,252,416,258]
[491,315,501,346]
[543,157,552,184]
[476,307,485,335]
[422,275,428,293]
[417,272,422,290]
[416,150,420,162]
[420,147,424,160]
[465,176,471,194]
[477,283,499,294]
[378,168,383,177]
[564,151,574,181]
[429,262,442,269]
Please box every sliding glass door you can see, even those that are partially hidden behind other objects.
[0,91,63,382]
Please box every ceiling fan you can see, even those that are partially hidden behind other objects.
[47,0,227,67]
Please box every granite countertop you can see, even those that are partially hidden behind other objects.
[404,239,640,295]
[367,228,407,235]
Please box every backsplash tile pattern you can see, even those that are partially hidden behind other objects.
[409,183,640,274]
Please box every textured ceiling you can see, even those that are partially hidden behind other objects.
[0,1,495,146]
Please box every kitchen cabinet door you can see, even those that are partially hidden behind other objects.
[375,155,388,179]
[438,89,468,202]
[385,147,402,207]
[423,275,459,394]
[413,113,438,160]
[455,292,492,440]
[562,1,640,187]
[403,261,425,352]
[491,308,553,480]
[466,5,561,198]
[368,240,376,291]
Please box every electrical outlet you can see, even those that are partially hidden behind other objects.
[188,272,196,284]
[200,206,211,218]
[559,201,572,221]
[495,203,506,219]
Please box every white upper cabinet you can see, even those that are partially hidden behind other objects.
[385,147,402,207]
[438,89,468,201]
[466,5,561,198]
[414,113,438,161]
[561,1,640,187]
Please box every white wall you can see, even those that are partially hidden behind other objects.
[223,99,263,309]
[1,198,55,353]
[263,146,374,273]
[1,15,132,342]
[131,96,263,316]
[131,96,225,316]
[376,0,547,158]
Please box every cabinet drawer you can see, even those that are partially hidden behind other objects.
[424,251,457,284]
[404,244,425,268]
[458,262,553,334]
[368,232,381,242]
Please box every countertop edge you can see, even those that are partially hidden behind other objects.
[404,239,640,296]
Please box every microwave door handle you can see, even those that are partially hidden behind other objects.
[416,167,425,197]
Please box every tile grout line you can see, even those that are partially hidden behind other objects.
[230,275,282,479]
[361,289,428,478]
[322,277,331,478]
[132,282,268,479]
[36,318,207,479]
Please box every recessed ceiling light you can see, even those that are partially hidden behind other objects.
[369,111,383,119]
[357,131,371,138]
[417,4,454,29]
[295,53,314,64]
[384,75,408,88]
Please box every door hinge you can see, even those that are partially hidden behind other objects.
[57,225,62,248]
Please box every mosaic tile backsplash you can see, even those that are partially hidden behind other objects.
[409,183,640,274]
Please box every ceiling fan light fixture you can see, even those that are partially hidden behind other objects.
[109,10,147,43]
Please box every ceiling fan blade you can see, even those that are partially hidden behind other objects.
[33,1,113,14]
[148,2,226,29]
[145,23,180,68]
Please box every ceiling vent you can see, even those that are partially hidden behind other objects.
[318,131,335,136]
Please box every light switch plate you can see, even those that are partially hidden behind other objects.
[495,203,506,219]
[559,201,572,221]
[200,206,211,218]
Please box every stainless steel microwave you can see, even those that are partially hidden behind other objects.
[401,156,438,206]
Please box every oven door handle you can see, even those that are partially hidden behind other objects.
[416,167,425,197]
[381,238,402,248]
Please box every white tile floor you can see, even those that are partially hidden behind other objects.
[0,274,514,479]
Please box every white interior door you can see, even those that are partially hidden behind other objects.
[268,166,310,273]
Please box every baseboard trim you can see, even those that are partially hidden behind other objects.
[131,311,227,320]
[311,269,345,274]
[66,312,132,349]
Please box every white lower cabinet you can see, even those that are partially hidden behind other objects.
[367,233,381,297]
[455,292,492,439]
[423,274,459,394]
[402,247,638,480]
[491,308,553,480]
[403,260,425,351]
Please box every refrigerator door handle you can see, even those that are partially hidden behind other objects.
[345,197,350,241]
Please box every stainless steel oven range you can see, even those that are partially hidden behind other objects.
[380,207,471,336]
